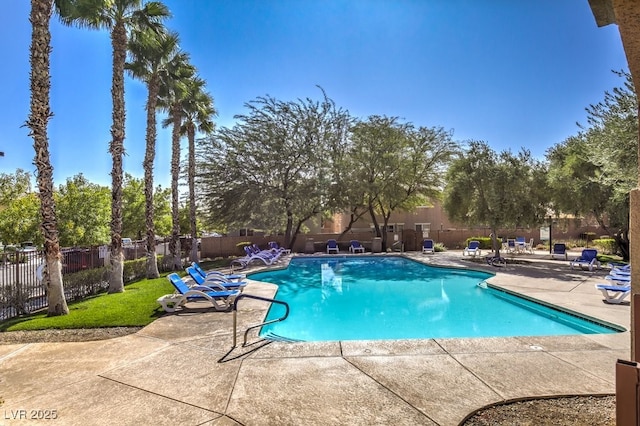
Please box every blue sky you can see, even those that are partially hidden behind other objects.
[0,0,628,189]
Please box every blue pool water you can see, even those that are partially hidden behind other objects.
[249,256,619,342]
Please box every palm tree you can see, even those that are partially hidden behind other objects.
[162,76,216,264]
[182,77,217,262]
[27,0,69,316]
[57,0,169,291]
[126,26,181,278]
[182,79,216,262]
[158,58,196,270]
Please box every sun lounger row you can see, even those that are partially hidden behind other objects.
[158,272,240,313]
[157,262,251,312]
[595,262,631,304]
[231,244,287,269]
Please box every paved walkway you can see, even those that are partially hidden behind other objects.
[0,250,630,425]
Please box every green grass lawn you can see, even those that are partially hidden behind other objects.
[0,259,232,332]
[597,254,626,265]
[0,275,174,332]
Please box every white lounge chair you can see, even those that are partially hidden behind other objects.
[349,240,365,254]
[185,266,247,292]
[268,241,291,255]
[157,273,240,313]
[463,240,481,257]
[570,249,601,271]
[231,246,281,269]
[422,239,435,254]
[551,243,568,260]
[191,262,245,281]
[605,273,630,284]
[525,238,534,254]
[595,283,631,304]
[327,239,339,254]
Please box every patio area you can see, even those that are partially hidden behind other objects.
[0,250,630,425]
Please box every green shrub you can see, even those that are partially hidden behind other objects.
[123,258,148,283]
[434,243,447,252]
[64,267,109,302]
[593,238,616,255]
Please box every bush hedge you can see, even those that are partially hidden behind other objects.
[464,237,493,250]
[593,238,617,255]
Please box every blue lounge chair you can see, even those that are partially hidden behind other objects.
[327,239,339,254]
[157,273,240,312]
[422,239,435,254]
[191,262,245,282]
[185,266,247,292]
[231,246,280,269]
[249,244,283,262]
[349,240,365,254]
[605,273,630,284]
[569,249,601,271]
[463,240,481,257]
[515,237,527,253]
[608,262,630,272]
[268,241,291,255]
[609,263,630,277]
[551,243,568,260]
[595,283,631,304]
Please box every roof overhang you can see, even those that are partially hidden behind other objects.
[588,0,617,26]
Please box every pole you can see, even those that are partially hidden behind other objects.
[548,217,553,254]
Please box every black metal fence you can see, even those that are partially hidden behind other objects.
[1,242,194,321]
[0,242,195,321]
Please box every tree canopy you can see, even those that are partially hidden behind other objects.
[444,141,549,254]
[197,90,351,248]
[349,116,459,249]
[546,70,637,259]
[121,173,171,240]
[55,174,111,247]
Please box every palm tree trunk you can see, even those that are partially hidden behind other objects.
[108,21,127,293]
[28,0,68,315]
[188,124,198,262]
[144,76,160,279]
[170,102,182,269]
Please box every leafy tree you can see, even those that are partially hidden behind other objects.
[0,193,41,246]
[121,174,171,240]
[55,174,110,247]
[27,0,68,315]
[350,116,459,249]
[197,91,350,248]
[126,25,177,278]
[0,169,32,207]
[547,71,637,259]
[57,0,170,291]
[443,141,549,256]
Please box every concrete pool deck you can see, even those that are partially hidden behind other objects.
[0,250,630,425]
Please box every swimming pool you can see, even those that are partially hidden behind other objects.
[249,256,619,342]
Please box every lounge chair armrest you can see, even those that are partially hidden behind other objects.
[194,283,228,292]
[204,276,232,284]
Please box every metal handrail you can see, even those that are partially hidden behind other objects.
[232,294,290,347]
